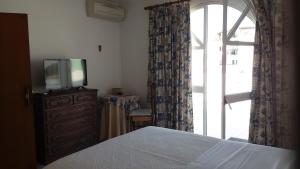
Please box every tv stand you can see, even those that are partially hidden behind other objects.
[33,88,99,164]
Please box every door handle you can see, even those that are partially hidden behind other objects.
[25,87,31,105]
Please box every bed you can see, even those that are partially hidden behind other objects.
[43,126,296,169]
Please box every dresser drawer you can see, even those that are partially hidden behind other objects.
[73,92,97,104]
[47,133,97,160]
[46,103,96,123]
[45,95,73,109]
[47,124,97,146]
[47,115,97,135]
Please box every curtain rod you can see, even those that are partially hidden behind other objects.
[144,0,190,10]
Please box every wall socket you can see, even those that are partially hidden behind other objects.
[98,45,102,52]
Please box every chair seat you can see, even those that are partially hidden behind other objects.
[129,109,152,131]
[129,109,151,116]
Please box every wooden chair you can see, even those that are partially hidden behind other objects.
[129,109,152,131]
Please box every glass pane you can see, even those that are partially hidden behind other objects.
[192,35,201,47]
[230,11,255,42]
[226,46,254,94]
[191,8,204,46]
[192,49,203,87]
[225,100,251,140]
[227,5,244,34]
[228,0,247,14]
[207,5,223,139]
[193,93,203,135]
[191,8,204,136]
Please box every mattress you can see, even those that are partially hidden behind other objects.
[43,126,296,169]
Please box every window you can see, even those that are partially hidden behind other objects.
[191,0,256,140]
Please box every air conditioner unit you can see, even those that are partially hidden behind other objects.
[86,0,125,22]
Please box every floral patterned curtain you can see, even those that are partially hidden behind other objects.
[249,0,296,149]
[147,1,193,132]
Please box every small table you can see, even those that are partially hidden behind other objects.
[129,109,152,131]
[99,95,139,140]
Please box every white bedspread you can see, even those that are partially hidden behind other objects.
[43,126,296,169]
[187,140,296,169]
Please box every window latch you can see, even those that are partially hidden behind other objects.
[224,97,232,110]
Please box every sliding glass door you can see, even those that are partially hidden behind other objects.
[191,0,256,140]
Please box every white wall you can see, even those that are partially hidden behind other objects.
[0,0,174,101]
[120,0,149,106]
[0,0,122,95]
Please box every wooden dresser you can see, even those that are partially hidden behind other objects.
[33,89,99,165]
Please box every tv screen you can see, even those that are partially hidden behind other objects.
[44,59,87,90]
[70,59,87,87]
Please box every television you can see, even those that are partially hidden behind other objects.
[44,59,87,90]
